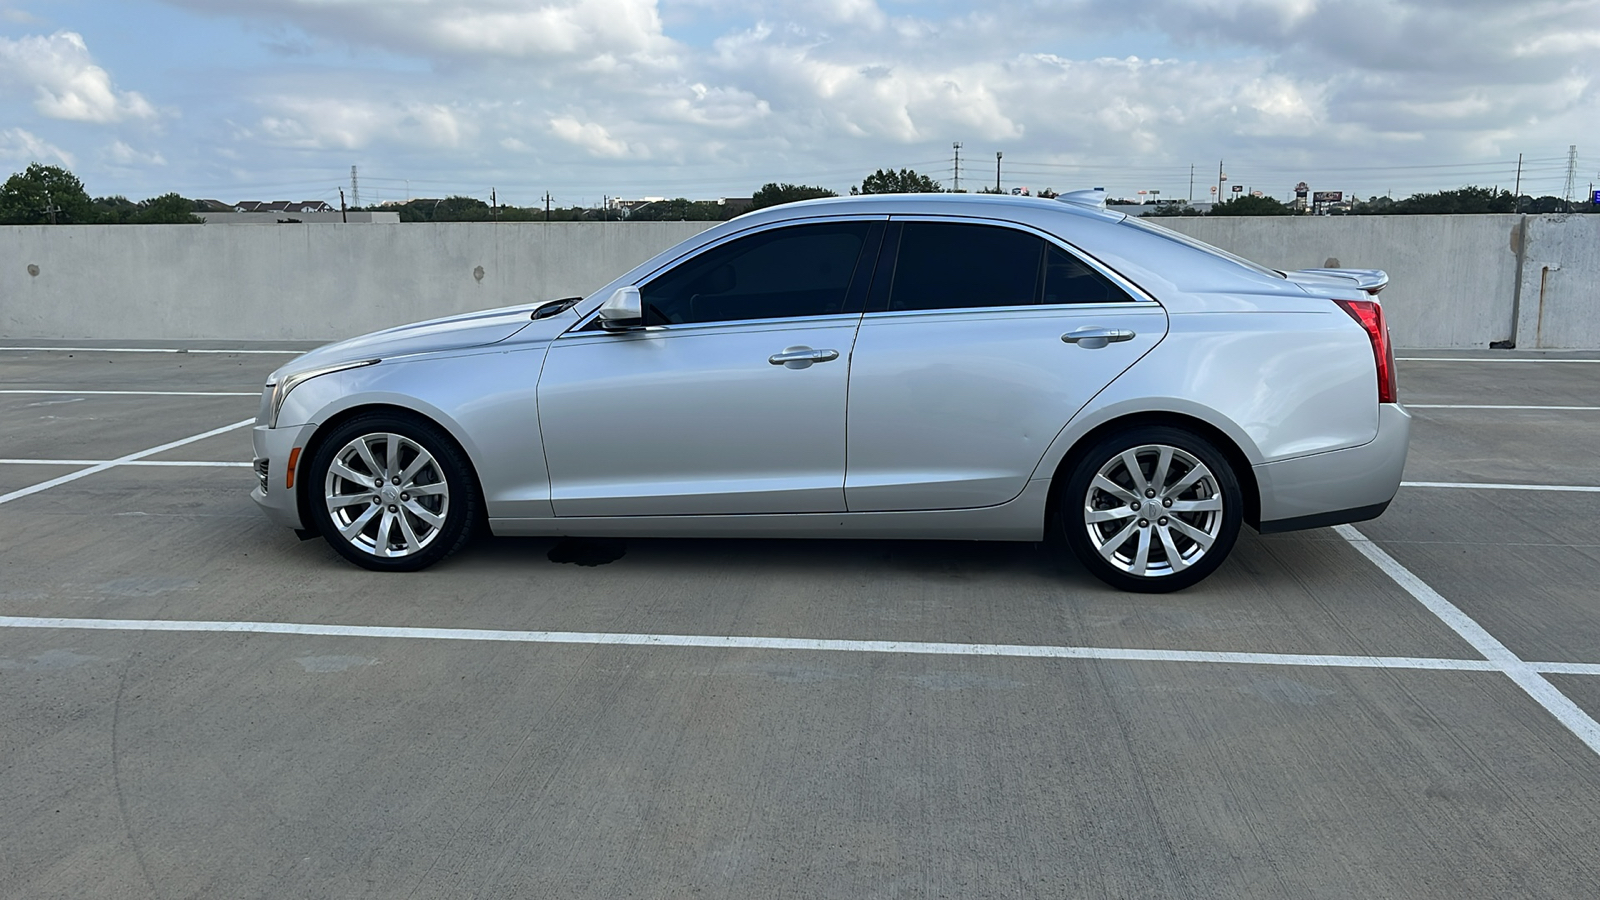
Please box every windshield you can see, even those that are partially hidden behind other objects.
[1120,216,1285,279]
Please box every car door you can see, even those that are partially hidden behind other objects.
[844,218,1168,512]
[538,219,884,517]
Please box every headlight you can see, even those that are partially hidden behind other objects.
[265,358,380,428]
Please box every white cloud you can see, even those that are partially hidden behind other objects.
[1,6,42,25]
[251,97,474,150]
[0,31,157,123]
[106,140,167,167]
[164,0,678,61]
[549,116,634,158]
[0,126,74,168]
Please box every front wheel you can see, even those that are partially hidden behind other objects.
[1061,426,1242,593]
[306,413,481,572]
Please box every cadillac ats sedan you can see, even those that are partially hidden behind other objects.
[252,191,1410,592]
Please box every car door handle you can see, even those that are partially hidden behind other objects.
[769,347,840,369]
[1062,327,1137,350]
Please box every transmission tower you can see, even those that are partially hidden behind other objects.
[351,165,360,209]
[1562,145,1577,207]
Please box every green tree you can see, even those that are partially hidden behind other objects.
[627,198,724,221]
[93,195,139,224]
[1383,186,1513,215]
[750,182,837,211]
[1146,202,1203,217]
[852,168,942,194]
[0,163,98,224]
[1208,194,1294,216]
[132,192,203,224]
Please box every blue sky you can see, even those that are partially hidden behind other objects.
[1,0,1594,207]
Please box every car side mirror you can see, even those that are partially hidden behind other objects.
[598,286,644,331]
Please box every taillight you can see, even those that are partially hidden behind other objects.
[1334,299,1398,404]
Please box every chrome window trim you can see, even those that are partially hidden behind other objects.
[554,311,869,346]
[882,213,1161,308]
[568,214,890,334]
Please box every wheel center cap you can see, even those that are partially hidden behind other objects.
[1144,500,1162,516]
[380,485,401,504]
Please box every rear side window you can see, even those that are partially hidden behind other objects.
[886,222,1042,311]
[876,221,1135,312]
[1042,245,1134,305]
[641,221,876,326]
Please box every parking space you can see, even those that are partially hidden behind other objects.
[3,342,1600,898]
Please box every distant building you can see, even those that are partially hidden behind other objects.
[197,210,399,225]
[229,200,337,214]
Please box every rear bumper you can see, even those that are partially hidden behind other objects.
[1254,403,1411,533]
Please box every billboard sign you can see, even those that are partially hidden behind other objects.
[1313,191,1343,203]
[1593,190,1600,205]
[1294,182,1309,198]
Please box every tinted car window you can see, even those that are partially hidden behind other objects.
[642,222,874,325]
[1042,245,1135,304]
[887,222,1043,311]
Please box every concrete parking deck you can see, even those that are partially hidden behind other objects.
[3,342,1598,898]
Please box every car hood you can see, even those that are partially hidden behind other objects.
[269,303,537,381]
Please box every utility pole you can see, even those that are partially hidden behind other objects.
[1188,164,1195,203]
[544,192,552,222]
[1562,144,1578,210]
[952,142,962,192]
[995,151,1002,193]
[338,188,347,223]
[491,188,498,223]
[1513,153,1522,213]
[350,166,359,209]
[1216,160,1225,206]
[42,189,58,224]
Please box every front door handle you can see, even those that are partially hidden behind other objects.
[769,346,840,369]
[1062,327,1137,350]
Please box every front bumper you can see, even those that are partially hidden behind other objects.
[250,422,317,530]
[1254,402,1411,533]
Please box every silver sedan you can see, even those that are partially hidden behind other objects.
[251,192,1409,592]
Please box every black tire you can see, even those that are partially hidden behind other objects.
[1061,425,1242,593]
[305,412,481,572]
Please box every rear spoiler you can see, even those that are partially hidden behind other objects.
[1286,268,1389,295]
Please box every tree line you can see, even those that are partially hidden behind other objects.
[1149,186,1595,217]
[4,160,1591,225]
[0,164,203,225]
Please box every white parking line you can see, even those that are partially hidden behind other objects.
[1403,481,1600,493]
[1398,357,1600,364]
[1336,524,1600,755]
[0,390,257,397]
[0,419,255,506]
[1408,404,1600,411]
[0,459,250,468]
[0,347,304,355]
[0,615,1596,677]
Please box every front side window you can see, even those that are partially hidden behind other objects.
[641,221,876,326]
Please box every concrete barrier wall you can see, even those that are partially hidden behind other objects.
[1512,215,1600,350]
[1159,215,1526,349]
[2,215,1594,347]
[2,221,716,342]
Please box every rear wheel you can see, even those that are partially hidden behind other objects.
[1062,425,1242,593]
[306,413,480,572]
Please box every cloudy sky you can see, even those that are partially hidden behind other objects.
[0,0,1594,208]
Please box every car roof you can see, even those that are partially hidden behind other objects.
[728,192,1129,228]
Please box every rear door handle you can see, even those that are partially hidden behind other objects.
[769,346,840,369]
[1062,327,1137,350]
